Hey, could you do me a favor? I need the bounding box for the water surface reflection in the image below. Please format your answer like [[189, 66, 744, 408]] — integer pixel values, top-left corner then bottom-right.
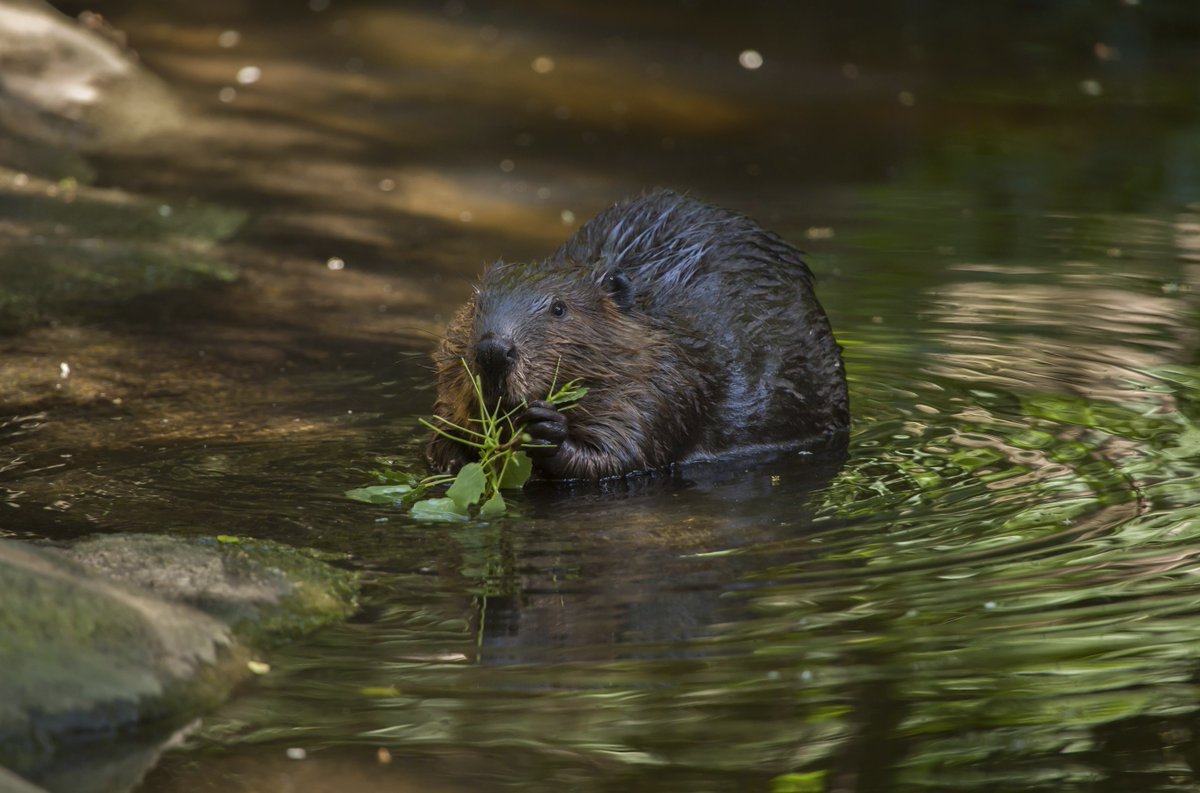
[[6, 1, 1200, 792]]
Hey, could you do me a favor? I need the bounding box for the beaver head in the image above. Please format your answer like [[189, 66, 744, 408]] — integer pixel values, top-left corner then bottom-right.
[[447, 260, 641, 412]]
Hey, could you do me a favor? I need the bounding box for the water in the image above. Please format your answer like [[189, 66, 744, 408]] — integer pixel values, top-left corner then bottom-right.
[[6, 1, 1200, 791]]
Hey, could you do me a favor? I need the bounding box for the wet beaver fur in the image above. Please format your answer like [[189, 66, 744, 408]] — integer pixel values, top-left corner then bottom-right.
[[427, 190, 849, 480]]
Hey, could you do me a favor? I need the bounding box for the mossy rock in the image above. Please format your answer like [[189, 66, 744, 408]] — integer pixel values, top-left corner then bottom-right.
[[0, 168, 244, 334], [0, 534, 358, 781], [63, 534, 360, 648]]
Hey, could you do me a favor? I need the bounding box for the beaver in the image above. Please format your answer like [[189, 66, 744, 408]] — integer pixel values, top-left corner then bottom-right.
[[427, 190, 849, 480]]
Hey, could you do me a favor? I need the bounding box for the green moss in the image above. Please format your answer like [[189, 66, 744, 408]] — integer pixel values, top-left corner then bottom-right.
[[0, 169, 245, 332], [66, 534, 360, 650], [0, 535, 359, 772]]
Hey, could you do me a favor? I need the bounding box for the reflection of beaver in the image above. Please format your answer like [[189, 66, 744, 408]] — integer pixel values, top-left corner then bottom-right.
[[427, 191, 849, 480]]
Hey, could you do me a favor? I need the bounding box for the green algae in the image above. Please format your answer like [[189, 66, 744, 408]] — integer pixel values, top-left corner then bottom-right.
[[0, 169, 244, 333]]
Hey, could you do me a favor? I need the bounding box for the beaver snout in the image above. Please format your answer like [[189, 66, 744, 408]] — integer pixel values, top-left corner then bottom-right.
[[475, 335, 517, 393]]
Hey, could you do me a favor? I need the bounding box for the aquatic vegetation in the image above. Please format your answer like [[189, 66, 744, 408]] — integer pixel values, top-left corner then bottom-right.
[[346, 359, 586, 519]]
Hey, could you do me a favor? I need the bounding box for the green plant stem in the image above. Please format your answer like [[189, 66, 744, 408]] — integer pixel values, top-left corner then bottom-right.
[[426, 414, 488, 439], [420, 419, 487, 449], [408, 357, 588, 516]]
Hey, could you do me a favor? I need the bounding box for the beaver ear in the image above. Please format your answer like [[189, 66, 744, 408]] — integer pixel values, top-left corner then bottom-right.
[[601, 269, 636, 311]]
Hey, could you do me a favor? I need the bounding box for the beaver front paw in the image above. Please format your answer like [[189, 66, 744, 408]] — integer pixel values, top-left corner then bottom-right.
[[518, 400, 568, 458]]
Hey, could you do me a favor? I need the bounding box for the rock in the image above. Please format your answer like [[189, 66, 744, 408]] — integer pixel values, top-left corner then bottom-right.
[[64, 534, 361, 648], [0, 766, 49, 793], [0, 540, 241, 780], [0, 0, 182, 151], [0, 535, 358, 790], [0, 164, 244, 333]]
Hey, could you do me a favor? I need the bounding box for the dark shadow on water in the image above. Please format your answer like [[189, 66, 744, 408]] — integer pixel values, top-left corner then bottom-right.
[[467, 441, 849, 665]]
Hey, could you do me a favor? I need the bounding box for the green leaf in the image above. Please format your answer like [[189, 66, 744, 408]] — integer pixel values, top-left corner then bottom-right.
[[479, 489, 506, 518], [446, 462, 486, 509], [215, 535, 241, 544], [369, 466, 419, 485], [498, 451, 533, 489], [359, 686, 401, 698], [409, 497, 470, 522], [546, 378, 588, 408], [771, 771, 826, 793], [345, 484, 413, 504], [556, 384, 588, 405]]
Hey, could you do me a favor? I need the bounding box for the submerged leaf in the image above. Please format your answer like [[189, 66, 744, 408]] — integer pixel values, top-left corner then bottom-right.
[[771, 771, 827, 793], [345, 484, 414, 504], [369, 466, 419, 485], [446, 463, 486, 509], [409, 497, 470, 522], [359, 686, 401, 698]]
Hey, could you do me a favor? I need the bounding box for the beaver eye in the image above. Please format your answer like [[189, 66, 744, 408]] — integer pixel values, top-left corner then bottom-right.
[[550, 300, 567, 317]]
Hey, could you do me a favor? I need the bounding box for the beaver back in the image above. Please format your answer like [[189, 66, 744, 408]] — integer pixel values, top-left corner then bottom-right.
[[550, 191, 849, 459]]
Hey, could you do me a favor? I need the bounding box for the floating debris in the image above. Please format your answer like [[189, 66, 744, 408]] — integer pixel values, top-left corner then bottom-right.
[[738, 49, 763, 70]]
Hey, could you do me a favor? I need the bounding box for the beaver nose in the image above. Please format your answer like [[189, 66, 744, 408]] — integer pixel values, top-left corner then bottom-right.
[[475, 336, 517, 379]]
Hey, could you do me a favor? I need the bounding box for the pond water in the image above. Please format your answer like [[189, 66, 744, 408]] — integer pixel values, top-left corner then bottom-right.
[[7, 1, 1200, 791]]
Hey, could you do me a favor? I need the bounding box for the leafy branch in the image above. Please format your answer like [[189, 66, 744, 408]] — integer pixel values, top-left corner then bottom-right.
[[346, 358, 586, 520]]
